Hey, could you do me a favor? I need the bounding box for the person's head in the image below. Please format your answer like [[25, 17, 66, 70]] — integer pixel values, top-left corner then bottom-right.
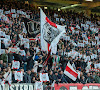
[[97, 72, 99, 76], [12, 71, 15, 74], [87, 73, 90, 77], [49, 71, 53, 75], [0, 60, 3, 64], [60, 71, 63, 74], [82, 76, 85, 80], [27, 51, 30, 56], [8, 63, 11, 67], [5, 49, 8, 54], [3, 67, 6, 72], [3, 63, 6, 67], [18, 51, 21, 55], [27, 70, 31, 75], [55, 72, 58, 76], [31, 68, 34, 73], [32, 77, 35, 81], [1, 40, 4, 43], [20, 69, 24, 73], [0, 67, 1, 71], [0, 74, 2, 78], [92, 72, 95, 75]]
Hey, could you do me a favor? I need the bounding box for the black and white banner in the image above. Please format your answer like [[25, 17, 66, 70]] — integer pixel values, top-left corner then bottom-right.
[[22, 17, 40, 38]]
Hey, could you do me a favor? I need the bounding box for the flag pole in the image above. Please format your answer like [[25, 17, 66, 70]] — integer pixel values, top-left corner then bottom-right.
[[41, 50, 51, 72]]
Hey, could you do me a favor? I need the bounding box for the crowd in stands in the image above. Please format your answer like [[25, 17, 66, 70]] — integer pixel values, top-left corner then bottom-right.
[[0, 0, 100, 86]]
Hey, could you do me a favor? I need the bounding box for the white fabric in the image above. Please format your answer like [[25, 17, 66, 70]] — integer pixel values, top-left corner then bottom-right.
[[12, 60, 20, 69], [0, 49, 5, 55], [0, 31, 5, 37], [20, 50, 26, 56], [33, 61, 38, 73], [0, 9, 3, 14], [14, 71, 23, 81], [64, 62, 78, 81], [40, 73, 49, 82], [40, 8, 65, 54], [11, 9, 16, 13], [12, 14, 16, 18], [34, 81, 43, 90], [8, 47, 20, 54], [64, 69, 77, 81], [3, 71, 12, 85]]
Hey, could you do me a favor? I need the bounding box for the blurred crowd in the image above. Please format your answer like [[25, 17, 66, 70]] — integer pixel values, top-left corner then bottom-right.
[[0, 0, 100, 85]]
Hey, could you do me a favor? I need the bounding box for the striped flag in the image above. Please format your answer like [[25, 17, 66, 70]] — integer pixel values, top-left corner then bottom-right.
[[64, 62, 78, 81]]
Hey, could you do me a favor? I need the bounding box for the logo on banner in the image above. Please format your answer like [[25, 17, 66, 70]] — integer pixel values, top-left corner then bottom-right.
[[27, 21, 40, 35], [42, 22, 60, 44]]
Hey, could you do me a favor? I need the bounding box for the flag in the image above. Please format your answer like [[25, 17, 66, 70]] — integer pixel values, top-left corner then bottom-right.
[[64, 62, 78, 81], [22, 17, 40, 38], [69, 27, 75, 31], [40, 51, 51, 72], [34, 81, 43, 90], [40, 73, 49, 82], [14, 71, 23, 81], [40, 8, 65, 54], [12, 60, 20, 69], [2, 71, 12, 86]]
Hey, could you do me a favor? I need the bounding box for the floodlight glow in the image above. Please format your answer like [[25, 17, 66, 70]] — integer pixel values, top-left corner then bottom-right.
[[58, 8, 61, 11], [38, 7, 40, 9], [61, 4, 81, 9], [44, 7, 47, 9], [85, 0, 93, 1]]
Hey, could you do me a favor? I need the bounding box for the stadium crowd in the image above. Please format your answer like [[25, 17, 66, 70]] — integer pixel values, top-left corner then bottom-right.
[[0, 0, 100, 86]]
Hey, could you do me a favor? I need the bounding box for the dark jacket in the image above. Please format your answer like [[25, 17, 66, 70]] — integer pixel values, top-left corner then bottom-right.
[[24, 73, 32, 83], [1, 42, 5, 49], [8, 53, 13, 63], [0, 54, 8, 63]]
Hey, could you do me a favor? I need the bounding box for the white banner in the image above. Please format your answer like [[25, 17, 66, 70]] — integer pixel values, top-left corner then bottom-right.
[[14, 71, 23, 81], [12, 60, 20, 69], [8, 47, 20, 54], [40, 73, 49, 82], [34, 81, 43, 90], [11, 9, 16, 13], [0, 49, 5, 55]]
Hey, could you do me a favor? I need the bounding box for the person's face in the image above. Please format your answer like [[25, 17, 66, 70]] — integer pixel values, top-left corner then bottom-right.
[[0, 75, 2, 78], [0, 60, 3, 64], [19, 52, 21, 55], [93, 72, 95, 75], [21, 69, 24, 73], [0, 67, 1, 71], [97, 73, 99, 76], [5, 50, 8, 54], [87, 73, 90, 77], [61, 71, 63, 74], [27, 70, 31, 74], [31, 69, 34, 73], [27, 52, 30, 56], [55, 73, 58, 76], [32, 77, 35, 81], [50, 71, 52, 75]]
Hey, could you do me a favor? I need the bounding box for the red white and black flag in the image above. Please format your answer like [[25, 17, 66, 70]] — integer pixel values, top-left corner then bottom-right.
[[40, 9, 66, 54], [64, 62, 78, 81]]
